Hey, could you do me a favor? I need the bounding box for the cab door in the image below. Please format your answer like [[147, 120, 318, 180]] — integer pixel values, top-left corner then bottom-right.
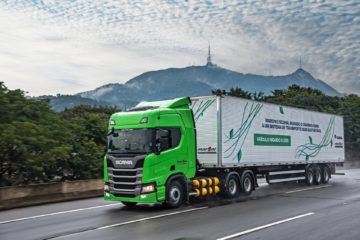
[[153, 128, 188, 179]]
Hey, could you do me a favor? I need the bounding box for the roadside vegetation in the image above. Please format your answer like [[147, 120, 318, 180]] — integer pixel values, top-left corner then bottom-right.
[[0, 82, 117, 186], [0, 82, 358, 186]]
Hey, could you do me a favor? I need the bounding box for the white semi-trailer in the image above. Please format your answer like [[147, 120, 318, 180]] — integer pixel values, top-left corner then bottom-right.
[[105, 95, 345, 207], [191, 95, 344, 187]]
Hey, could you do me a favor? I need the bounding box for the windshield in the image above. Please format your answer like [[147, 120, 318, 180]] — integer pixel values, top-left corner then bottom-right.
[[107, 128, 153, 154]]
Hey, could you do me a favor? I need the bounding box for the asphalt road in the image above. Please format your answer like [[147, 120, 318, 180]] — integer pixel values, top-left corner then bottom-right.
[[1, 168, 360, 240]]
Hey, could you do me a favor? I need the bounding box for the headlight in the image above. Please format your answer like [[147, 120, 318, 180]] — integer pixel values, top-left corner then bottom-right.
[[109, 119, 116, 126], [141, 183, 156, 194]]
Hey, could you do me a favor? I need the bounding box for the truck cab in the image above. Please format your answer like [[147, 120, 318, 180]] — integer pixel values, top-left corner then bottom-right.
[[104, 97, 196, 207]]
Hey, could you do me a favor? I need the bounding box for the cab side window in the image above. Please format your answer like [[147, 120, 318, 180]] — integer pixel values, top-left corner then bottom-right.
[[155, 128, 181, 152]]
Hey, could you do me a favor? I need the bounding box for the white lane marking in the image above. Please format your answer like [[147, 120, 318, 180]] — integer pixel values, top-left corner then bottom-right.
[[285, 185, 332, 194], [51, 207, 209, 239], [97, 207, 208, 230], [0, 203, 123, 224], [216, 212, 315, 240], [258, 183, 268, 187]]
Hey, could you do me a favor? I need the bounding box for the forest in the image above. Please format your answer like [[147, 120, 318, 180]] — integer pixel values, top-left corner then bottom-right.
[[1, 82, 359, 186]]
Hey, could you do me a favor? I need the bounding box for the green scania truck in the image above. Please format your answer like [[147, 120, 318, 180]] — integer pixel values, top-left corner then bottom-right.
[[104, 95, 345, 207]]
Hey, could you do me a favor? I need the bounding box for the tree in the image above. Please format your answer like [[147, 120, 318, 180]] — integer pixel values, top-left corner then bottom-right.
[[0, 83, 118, 186], [212, 87, 253, 99]]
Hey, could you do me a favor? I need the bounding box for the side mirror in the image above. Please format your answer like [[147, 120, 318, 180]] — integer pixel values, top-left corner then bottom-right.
[[107, 128, 118, 137]]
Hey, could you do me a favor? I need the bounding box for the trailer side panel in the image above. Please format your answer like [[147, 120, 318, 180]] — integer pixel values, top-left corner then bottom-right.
[[220, 96, 345, 167]]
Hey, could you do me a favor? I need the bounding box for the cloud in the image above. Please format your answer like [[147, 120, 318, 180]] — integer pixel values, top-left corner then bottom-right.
[[0, 0, 359, 95]]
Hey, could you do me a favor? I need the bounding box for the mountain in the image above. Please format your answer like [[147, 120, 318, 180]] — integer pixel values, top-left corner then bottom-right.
[[75, 64, 340, 109], [40, 58, 341, 111], [37, 94, 112, 112]]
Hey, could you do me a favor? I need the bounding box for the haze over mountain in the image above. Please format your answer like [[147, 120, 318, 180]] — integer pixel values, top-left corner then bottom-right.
[[43, 50, 341, 111]]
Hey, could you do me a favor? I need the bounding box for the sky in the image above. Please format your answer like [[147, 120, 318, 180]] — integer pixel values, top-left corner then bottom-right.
[[0, 0, 359, 96]]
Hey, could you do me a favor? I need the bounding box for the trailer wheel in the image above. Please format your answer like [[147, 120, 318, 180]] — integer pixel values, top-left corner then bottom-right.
[[165, 180, 183, 208], [305, 167, 315, 186], [121, 201, 137, 207], [241, 173, 254, 195], [225, 175, 240, 198], [313, 165, 322, 185], [321, 165, 331, 184]]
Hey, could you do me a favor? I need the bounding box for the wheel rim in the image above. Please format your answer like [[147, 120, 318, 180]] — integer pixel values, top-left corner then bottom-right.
[[170, 186, 180, 203], [244, 177, 252, 193], [324, 169, 329, 182], [316, 170, 321, 182], [308, 171, 313, 183], [228, 179, 237, 195]]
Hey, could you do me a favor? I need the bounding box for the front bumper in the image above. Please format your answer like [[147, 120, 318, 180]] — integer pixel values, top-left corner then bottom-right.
[[104, 191, 158, 203]]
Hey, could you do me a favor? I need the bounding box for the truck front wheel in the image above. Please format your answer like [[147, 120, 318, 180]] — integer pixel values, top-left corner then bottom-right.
[[165, 180, 183, 208]]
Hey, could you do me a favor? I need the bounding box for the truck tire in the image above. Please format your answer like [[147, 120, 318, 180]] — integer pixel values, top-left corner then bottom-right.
[[240, 173, 254, 195], [313, 165, 322, 185], [321, 165, 331, 184], [165, 180, 183, 208], [121, 201, 137, 207], [305, 167, 315, 186], [225, 175, 240, 198]]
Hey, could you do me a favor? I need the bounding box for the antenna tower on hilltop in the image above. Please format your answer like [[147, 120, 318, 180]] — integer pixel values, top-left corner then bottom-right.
[[206, 44, 212, 66]]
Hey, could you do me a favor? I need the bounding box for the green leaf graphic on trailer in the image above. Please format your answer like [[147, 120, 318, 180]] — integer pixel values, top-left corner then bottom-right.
[[295, 116, 335, 160], [229, 129, 234, 138], [237, 149, 242, 161], [191, 99, 215, 122], [279, 106, 284, 114], [224, 102, 263, 162]]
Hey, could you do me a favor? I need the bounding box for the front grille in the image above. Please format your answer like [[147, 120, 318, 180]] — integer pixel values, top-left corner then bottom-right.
[[108, 167, 143, 197], [114, 184, 136, 190], [112, 176, 136, 183], [106, 154, 146, 198], [111, 169, 138, 176]]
